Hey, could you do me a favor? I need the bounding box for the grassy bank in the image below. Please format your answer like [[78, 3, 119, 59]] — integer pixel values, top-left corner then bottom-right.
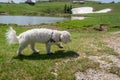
[[0, 25, 118, 80], [53, 2, 120, 30], [0, 2, 120, 30], [0, 2, 119, 16], [0, 2, 71, 16]]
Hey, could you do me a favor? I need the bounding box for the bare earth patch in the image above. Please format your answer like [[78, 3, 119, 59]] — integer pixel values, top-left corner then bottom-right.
[[50, 54, 80, 79], [75, 69, 120, 80], [104, 32, 120, 55], [89, 55, 120, 68], [75, 32, 120, 80]]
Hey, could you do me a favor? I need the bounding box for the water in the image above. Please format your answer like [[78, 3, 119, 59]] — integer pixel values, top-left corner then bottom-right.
[[0, 15, 69, 25]]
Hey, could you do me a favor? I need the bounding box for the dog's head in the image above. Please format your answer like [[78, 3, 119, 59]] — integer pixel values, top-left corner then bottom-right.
[[60, 31, 71, 43]]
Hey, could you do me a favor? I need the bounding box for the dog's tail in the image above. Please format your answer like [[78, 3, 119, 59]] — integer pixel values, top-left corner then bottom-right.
[[6, 27, 19, 44]]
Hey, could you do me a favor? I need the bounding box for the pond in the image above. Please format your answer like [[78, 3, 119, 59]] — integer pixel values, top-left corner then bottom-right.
[[0, 15, 70, 25]]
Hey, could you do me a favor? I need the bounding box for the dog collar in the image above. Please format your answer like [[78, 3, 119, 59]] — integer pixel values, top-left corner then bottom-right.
[[48, 32, 61, 43], [48, 32, 55, 43]]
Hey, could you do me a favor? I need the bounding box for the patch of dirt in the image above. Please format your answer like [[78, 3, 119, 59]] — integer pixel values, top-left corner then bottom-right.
[[50, 54, 80, 78], [88, 54, 120, 69], [103, 32, 120, 55], [75, 32, 120, 80], [88, 55, 112, 69], [75, 69, 120, 80]]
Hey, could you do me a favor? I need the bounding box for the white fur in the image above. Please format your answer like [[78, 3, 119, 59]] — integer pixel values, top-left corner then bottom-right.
[[6, 27, 71, 55]]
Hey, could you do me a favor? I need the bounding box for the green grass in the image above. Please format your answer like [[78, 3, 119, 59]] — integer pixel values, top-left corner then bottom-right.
[[0, 2, 120, 79], [53, 2, 120, 30], [100, 57, 113, 63], [57, 57, 100, 79], [107, 67, 120, 77], [0, 2, 120, 30], [0, 2, 72, 16], [0, 25, 118, 80]]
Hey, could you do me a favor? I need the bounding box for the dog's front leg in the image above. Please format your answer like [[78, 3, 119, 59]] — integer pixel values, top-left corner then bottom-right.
[[56, 42, 64, 48], [46, 43, 52, 54]]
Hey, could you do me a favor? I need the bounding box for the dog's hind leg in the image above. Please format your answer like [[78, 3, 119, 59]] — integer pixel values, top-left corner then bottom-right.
[[46, 43, 52, 54], [17, 43, 28, 56], [30, 43, 39, 53]]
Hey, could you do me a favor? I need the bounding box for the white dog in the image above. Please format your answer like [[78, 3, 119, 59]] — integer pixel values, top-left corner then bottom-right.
[[6, 27, 71, 56]]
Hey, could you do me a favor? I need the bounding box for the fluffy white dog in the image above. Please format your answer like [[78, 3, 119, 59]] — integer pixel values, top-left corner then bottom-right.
[[6, 27, 71, 56]]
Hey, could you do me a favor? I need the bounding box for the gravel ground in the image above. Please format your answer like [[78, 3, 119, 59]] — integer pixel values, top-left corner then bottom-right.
[[104, 32, 120, 55], [75, 32, 120, 80], [75, 69, 120, 80]]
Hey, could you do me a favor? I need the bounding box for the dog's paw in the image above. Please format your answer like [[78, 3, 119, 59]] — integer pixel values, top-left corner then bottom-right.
[[34, 50, 39, 53], [47, 52, 54, 55], [17, 54, 24, 57], [59, 46, 64, 48], [33, 52, 39, 54], [57, 45, 64, 48]]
